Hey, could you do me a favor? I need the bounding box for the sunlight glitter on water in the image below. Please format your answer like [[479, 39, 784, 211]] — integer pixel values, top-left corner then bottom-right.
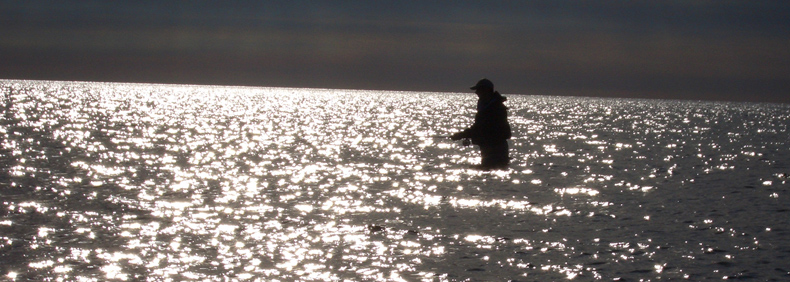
[[2, 80, 790, 281]]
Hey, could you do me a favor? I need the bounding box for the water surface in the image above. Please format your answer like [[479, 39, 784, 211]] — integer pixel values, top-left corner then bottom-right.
[[1, 80, 789, 281]]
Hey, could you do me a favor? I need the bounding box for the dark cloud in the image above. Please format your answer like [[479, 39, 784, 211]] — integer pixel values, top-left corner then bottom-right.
[[1, 1, 789, 103]]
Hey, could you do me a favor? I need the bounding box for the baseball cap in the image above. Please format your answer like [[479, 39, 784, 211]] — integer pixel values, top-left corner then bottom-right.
[[470, 78, 494, 90]]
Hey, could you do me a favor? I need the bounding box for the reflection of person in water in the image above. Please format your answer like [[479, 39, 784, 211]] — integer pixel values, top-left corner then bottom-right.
[[451, 78, 512, 170]]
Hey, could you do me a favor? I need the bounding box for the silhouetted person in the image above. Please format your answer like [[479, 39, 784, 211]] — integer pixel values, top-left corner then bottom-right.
[[451, 78, 512, 170]]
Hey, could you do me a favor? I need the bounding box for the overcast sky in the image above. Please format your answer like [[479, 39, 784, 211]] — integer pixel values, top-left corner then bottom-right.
[[2, 1, 789, 103]]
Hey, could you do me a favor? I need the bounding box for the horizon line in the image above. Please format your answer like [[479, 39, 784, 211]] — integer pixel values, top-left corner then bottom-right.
[[2, 78, 787, 105]]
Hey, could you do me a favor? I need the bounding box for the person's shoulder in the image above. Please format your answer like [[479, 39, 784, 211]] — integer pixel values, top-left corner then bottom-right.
[[494, 92, 507, 102], [494, 95, 507, 107]]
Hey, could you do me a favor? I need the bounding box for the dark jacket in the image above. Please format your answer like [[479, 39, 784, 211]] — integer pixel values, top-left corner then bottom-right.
[[456, 91, 511, 146]]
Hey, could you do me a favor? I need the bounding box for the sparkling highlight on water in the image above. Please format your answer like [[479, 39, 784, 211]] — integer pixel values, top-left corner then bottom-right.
[[1, 80, 789, 281]]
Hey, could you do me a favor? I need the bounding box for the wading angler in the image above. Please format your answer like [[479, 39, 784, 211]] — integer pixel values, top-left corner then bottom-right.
[[451, 78, 512, 170]]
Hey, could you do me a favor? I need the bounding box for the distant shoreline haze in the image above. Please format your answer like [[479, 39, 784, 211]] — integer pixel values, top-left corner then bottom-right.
[[1, 78, 787, 105]]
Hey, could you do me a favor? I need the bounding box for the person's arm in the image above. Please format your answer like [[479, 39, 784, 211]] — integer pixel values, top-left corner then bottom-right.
[[451, 127, 476, 140], [453, 105, 508, 142]]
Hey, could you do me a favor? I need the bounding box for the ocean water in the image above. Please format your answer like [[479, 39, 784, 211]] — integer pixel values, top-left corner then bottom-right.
[[1, 80, 789, 281]]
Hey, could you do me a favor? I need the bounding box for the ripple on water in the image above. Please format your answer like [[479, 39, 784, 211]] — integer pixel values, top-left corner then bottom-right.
[[1, 80, 790, 281]]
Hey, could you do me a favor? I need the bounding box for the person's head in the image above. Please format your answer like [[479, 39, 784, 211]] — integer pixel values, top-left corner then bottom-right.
[[470, 78, 494, 97]]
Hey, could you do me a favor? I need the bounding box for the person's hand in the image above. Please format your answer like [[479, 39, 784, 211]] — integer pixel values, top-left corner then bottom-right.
[[462, 138, 471, 146]]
